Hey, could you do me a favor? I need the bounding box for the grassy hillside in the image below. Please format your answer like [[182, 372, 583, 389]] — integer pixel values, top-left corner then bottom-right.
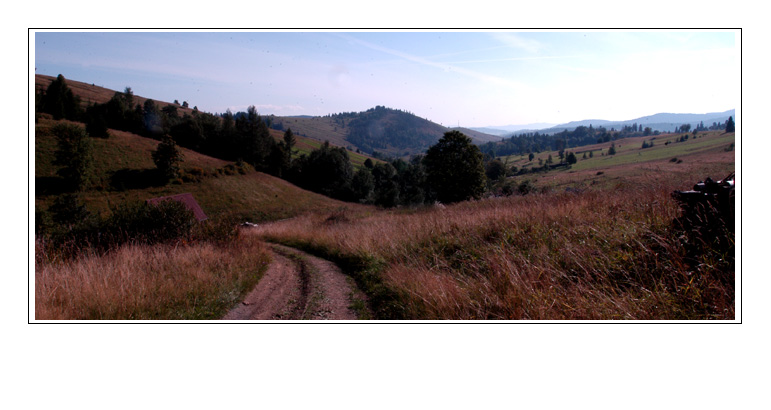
[[254, 127, 735, 320], [499, 129, 735, 191], [256, 167, 735, 320], [35, 74, 197, 115], [35, 116, 365, 222], [271, 116, 351, 149], [37, 74, 383, 171], [268, 128, 382, 170]]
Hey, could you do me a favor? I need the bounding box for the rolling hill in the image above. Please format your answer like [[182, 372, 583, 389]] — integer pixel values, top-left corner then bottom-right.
[[272, 107, 499, 157], [35, 74, 500, 158], [35, 74, 381, 169], [34, 115, 363, 223]]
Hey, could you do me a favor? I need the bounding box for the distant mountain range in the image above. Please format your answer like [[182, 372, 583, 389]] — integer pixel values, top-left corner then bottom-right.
[[473, 110, 736, 137], [470, 123, 558, 136]]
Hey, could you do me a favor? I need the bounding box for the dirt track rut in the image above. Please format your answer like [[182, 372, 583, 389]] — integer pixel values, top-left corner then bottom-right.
[[222, 244, 362, 320]]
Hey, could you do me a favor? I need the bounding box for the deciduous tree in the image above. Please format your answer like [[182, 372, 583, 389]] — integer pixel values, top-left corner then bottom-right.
[[423, 131, 487, 203]]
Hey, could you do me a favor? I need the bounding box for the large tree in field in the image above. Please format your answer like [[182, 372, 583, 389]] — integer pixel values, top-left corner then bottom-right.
[[423, 131, 487, 204]]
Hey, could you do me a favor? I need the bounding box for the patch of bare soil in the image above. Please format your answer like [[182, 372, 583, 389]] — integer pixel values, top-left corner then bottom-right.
[[222, 244, 364, 320]]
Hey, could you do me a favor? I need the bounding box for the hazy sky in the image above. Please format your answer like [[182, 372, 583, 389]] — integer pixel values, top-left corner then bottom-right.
[[33, 30, 738, 127]]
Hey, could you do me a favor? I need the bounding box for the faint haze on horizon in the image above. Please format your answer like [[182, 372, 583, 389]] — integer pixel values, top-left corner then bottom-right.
[[33, 30, 739, 128]]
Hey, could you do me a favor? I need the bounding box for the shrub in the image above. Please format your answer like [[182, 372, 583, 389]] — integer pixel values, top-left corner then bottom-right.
[[104, 199, 196, 246], [518, 180, 536, 195]]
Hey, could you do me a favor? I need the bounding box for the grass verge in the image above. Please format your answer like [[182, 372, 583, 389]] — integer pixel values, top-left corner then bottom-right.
[[35, 235, 271, 320]]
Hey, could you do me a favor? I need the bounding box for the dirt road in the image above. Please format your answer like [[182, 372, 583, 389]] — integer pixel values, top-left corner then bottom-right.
[[222, 244, 364, 320]]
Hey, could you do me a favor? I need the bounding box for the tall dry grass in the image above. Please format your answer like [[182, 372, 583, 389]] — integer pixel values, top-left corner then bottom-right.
[[35, 235, 270, 320], [254, 180, 734, 320]]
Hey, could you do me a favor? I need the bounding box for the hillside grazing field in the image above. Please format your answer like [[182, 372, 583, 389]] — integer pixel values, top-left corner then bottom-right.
[[500, 130, 735, 191], [35, 116, 365, 222], [268, 128, 382, 170], [35, 116, 368, 320], [35, 74, 197, 115], [36, 74, 382, 172], [34, 74, 735, 320], [272, 116, 351, 149]]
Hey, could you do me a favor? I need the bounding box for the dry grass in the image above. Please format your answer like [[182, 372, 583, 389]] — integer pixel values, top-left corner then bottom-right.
[[254, 178, 735, 320], [35, 235, 271, 320]]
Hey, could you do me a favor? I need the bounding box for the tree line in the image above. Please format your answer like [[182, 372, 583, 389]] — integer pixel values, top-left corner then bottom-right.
[[37, 75, 491, 208], [284, 131, 486, 206]]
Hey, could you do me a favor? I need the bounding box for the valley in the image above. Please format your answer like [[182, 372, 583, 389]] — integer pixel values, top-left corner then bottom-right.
[[33, 74, 736, 321]]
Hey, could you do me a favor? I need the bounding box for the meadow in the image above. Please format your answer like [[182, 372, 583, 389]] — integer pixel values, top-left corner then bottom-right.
[[35, 234, 271, 320], [254, 178, 734, 320], [33, 85, 735, 320], [254, 131, 736, 320]]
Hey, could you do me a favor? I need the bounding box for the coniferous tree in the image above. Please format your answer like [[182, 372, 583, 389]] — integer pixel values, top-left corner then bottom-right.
[[371, 162, 399, 207], [53, 123, 94, 191], [725, 116, 735, 133], [152, 135, 183, 182], [351, 167, 375, 203], [283, 128, 296, 167], [42, 74, 80, 120]]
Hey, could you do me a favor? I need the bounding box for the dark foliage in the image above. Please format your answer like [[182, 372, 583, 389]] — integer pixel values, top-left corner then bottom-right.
[[345, 106, 441, 153], [53, 123, 94, 191], [290, 141, 354, 200], [479, 123, 649, 159], [40, 74, 81, 120], [152, 135, 184, 182], [725, 116, 735, 133], [423, 131, 487, 204]]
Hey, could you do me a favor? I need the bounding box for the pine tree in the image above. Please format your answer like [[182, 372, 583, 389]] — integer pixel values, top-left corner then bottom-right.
[[152, 135, 183, 182], [53, 123, 94, 191], [725, 116, 735, 133], [42, 74, 80, 120]]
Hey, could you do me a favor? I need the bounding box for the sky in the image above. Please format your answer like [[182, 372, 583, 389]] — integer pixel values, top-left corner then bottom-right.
[[34, 30, 738, 128]]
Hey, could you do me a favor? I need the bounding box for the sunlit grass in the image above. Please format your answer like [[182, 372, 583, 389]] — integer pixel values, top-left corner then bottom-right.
[[35, 235, 271, 320], [254, 179, 735, 320]]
